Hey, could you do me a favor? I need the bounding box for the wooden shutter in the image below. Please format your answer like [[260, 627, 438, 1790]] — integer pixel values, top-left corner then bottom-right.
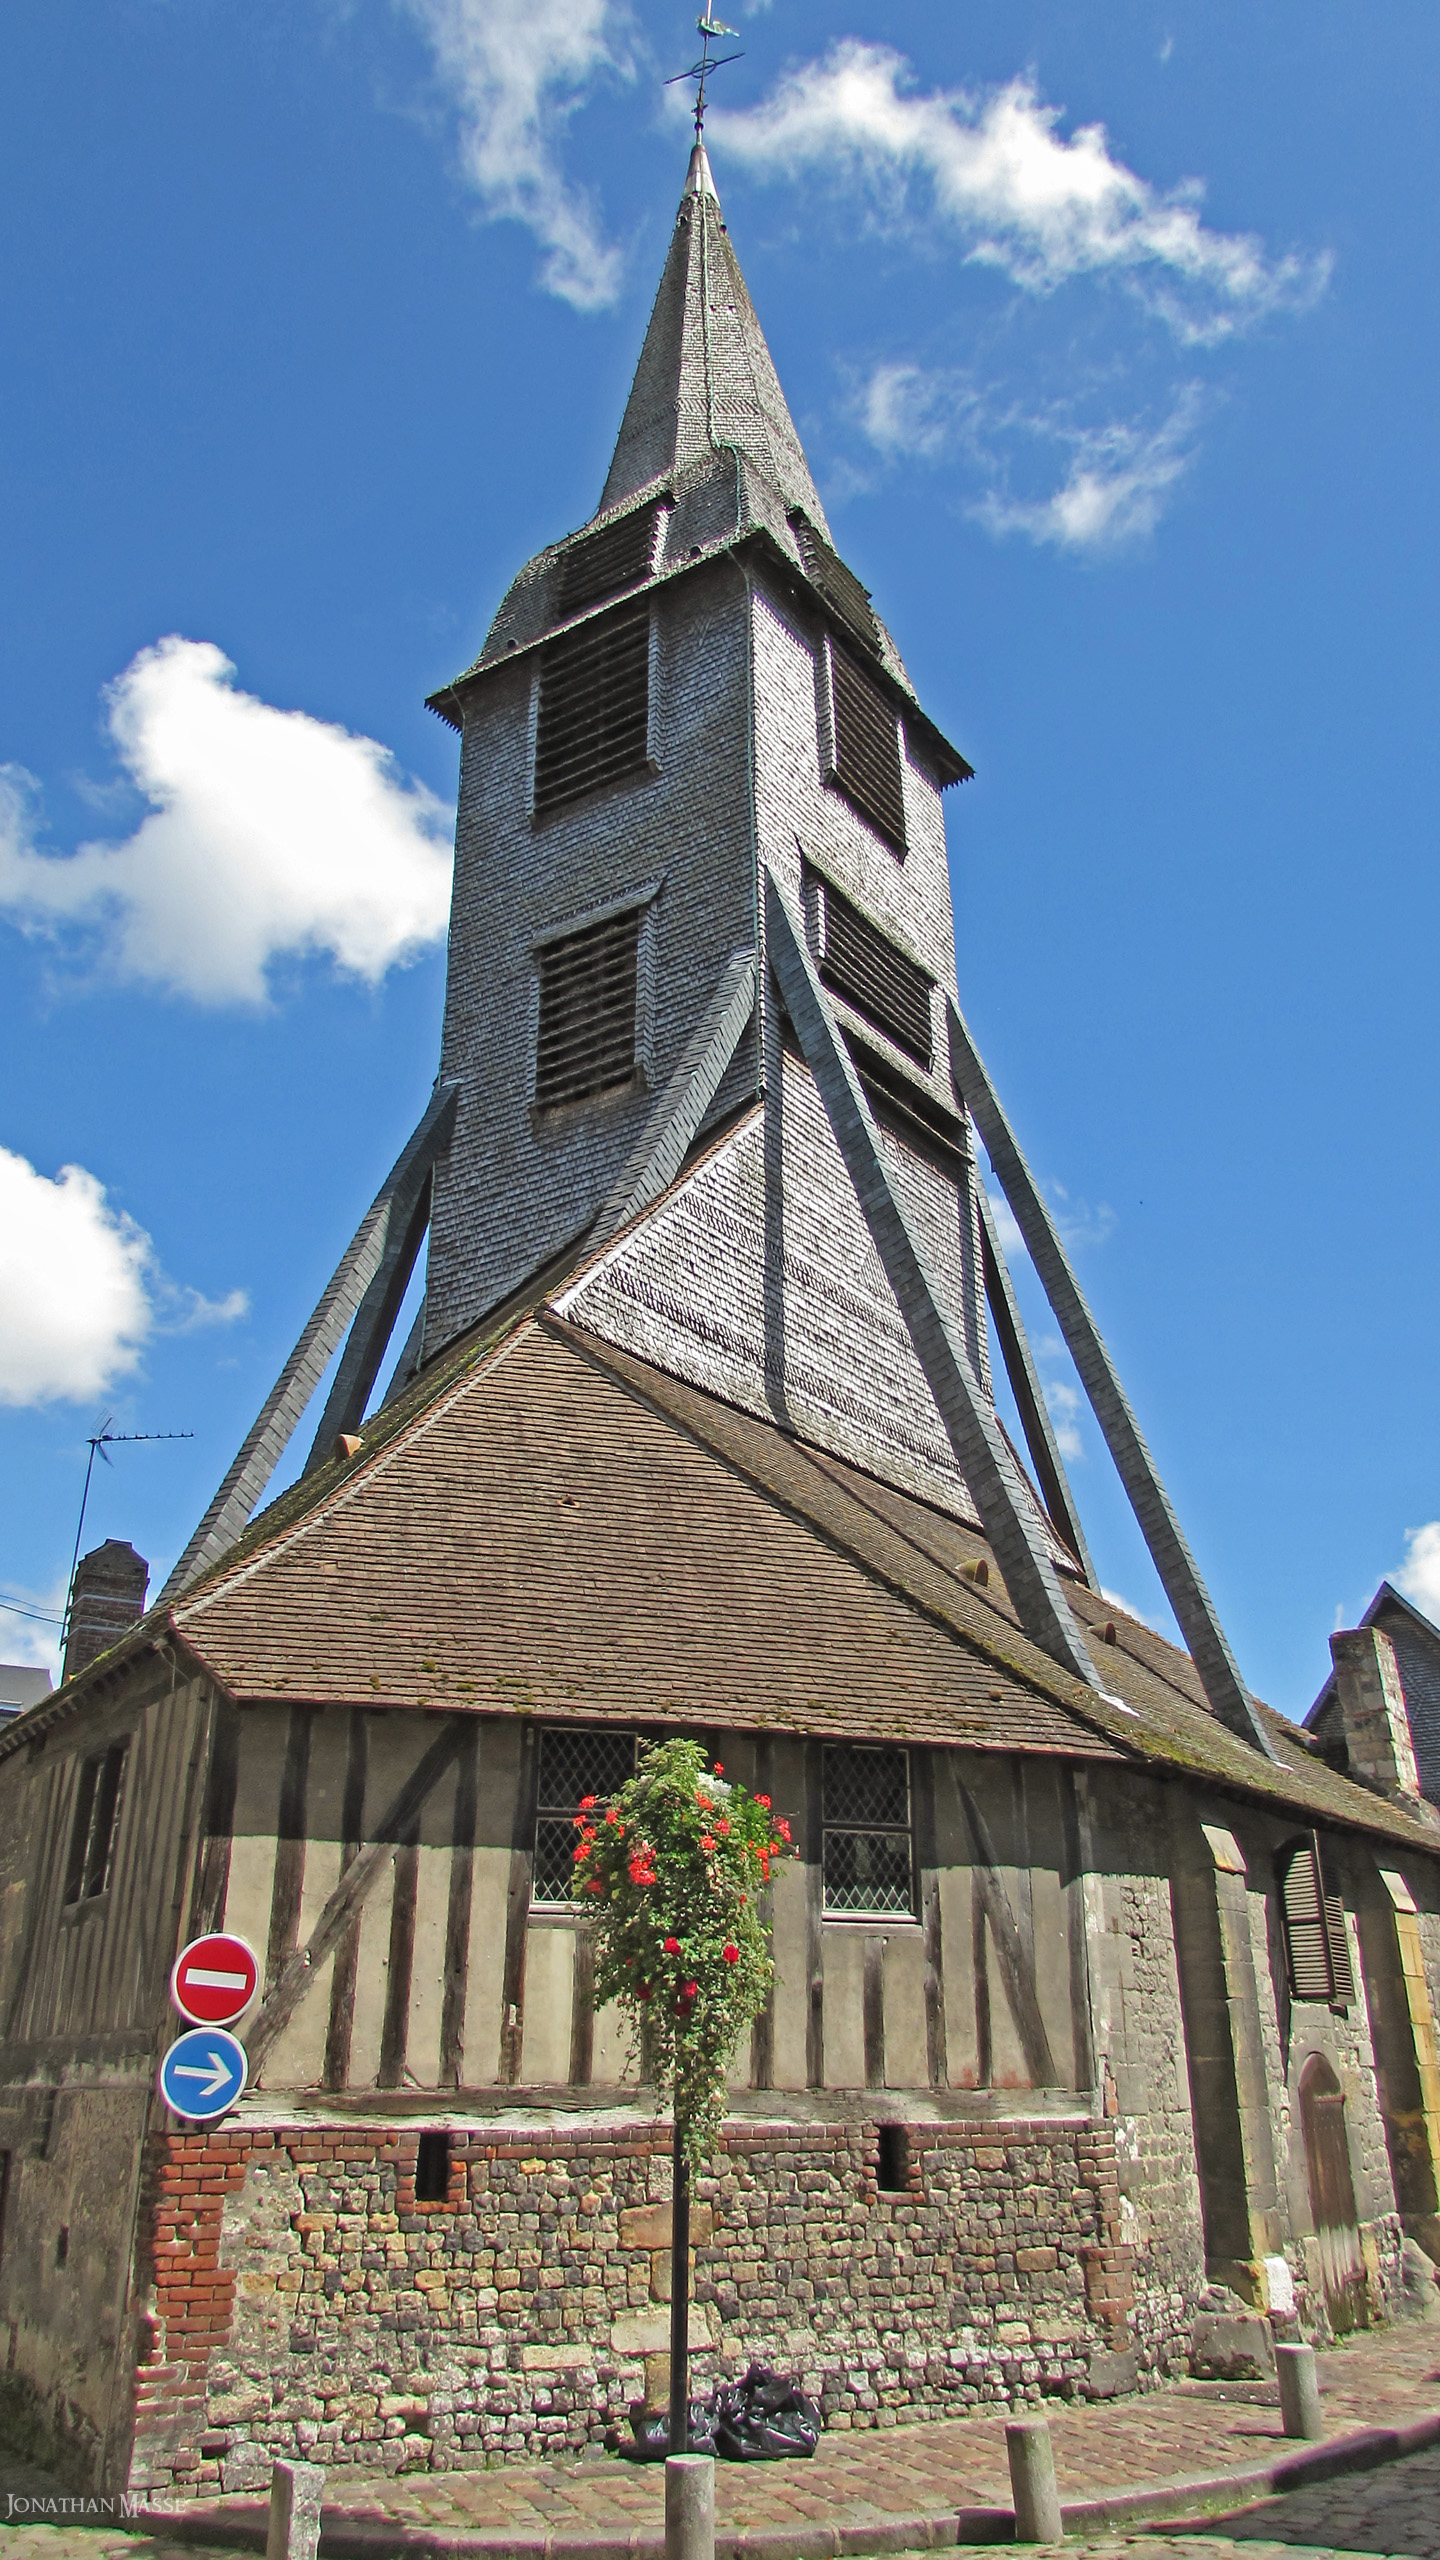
[[818, 881, 933, 1066], [1280, 1834, 1352, 2002], [830, 643, 907, 851], [535, 909, 641, 1108], [534, 600, 650, 814]]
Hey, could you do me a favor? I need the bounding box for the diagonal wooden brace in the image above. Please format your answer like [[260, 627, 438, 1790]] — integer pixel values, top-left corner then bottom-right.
[[159, 1083, 458, 1603], [765, 867, 1102, 1693], [976, 1183, 1098, 1590], [946, 995, 1275, 1760], [592, 947, 758, 1245], [247, 1715, 466, 2071]]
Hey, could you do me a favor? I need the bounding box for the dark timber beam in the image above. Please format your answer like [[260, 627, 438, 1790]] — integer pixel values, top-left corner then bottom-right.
[[765, 868, 1102, 1693], [158, 1083, 458, 1603], [247, 1715, 466, 2071], [592, 947, 758, 1245], [303, 1172, 434, 1473], [946, 996, 1275, 1760], [977, 1184, 1098, 1590]]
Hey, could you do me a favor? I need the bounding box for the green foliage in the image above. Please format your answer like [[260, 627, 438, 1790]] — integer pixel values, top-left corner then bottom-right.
[[576, 1737, 795, 2171]]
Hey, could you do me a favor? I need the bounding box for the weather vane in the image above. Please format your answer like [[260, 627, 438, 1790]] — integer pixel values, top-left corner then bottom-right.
[[666, 12, 743, 143]]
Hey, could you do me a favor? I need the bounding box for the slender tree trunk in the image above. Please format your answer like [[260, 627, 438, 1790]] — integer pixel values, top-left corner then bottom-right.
[[668, 2119, 690, 2453]]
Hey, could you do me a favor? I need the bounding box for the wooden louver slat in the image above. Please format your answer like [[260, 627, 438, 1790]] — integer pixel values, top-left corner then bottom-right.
[[534, 600, 650, 816], [820, 881, 933, 1067], [830, 643, 907, 851], [558, 504, 658, 618], [1280, 1833, 1353, 2004], [535, 908, 642, 1110], [790, 513, 882, 656]]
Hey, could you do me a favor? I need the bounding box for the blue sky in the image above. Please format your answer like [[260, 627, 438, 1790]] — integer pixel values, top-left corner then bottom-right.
[[2, 1, 1437, 1721]]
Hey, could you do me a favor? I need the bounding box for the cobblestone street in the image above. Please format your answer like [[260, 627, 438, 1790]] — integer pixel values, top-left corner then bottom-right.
[[2, 2338, 1439, 2560]]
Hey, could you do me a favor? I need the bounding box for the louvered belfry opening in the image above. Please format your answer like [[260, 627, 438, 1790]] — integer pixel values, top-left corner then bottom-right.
[[533, 599, 650, 814], [557, 502, 658, 619], [818, 878, 934, 1067], [790, 511, 883, 657], [829, 642, 908, 852], [535, 908, 643, 1110], [1279, 1833, 1356, 2004]]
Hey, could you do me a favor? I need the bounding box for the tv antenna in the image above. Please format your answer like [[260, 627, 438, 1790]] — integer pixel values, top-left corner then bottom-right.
[[667, 13, 743, 141], [62, 1419, 194, 1648]]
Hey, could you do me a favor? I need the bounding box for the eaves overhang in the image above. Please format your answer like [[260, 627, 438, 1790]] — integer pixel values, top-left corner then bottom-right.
[[426, 527, 974, 791]]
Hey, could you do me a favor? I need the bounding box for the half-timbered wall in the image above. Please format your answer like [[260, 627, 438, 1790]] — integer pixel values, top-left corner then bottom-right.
[[0, 1657, 218, 2484]]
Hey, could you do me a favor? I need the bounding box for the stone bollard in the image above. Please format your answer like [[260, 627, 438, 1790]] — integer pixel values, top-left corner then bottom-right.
[[266, 2461, 325, 2560], [1275, 2341, 1324, 2441], [1007, 2417, 1063, 2543], [665, 2452, 715, 2560]]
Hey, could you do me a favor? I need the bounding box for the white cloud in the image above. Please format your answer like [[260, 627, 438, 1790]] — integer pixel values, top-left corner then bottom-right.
[[0, 1582, 64, 1680], [1392, 1523, 1440, 1630], [975, 392, 1201, 551], [716, 47, 1327, 340], [399, 0, 634, 310], [1043, 1377, 1084, 1462], [859, 362, 982, 462], [0, 638, 453, 1007], [855, 358, 1205, 552], [0, 1147, 245, 1409]]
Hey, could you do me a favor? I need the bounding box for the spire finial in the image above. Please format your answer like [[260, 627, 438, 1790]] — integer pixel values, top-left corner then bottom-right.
[[666, 13, 742, 146]]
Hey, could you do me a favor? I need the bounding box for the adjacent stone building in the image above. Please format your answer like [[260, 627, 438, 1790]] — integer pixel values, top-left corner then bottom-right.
[[2, 141, 1440, 2499]]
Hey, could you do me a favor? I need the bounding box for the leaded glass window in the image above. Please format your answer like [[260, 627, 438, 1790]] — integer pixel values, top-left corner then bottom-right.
[[532, 1727, 636, 1905], [822, 1744, 915, 1918]]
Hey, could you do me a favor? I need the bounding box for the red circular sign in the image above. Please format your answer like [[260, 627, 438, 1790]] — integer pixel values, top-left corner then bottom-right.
[[170, 1933, 259, 2027]]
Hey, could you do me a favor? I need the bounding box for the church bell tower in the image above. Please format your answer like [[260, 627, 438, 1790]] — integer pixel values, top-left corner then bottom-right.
[[164, 134, 1273, 1764]]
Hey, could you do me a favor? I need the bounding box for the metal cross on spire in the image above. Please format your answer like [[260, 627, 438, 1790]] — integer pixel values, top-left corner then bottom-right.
[[666, 12, 742, 142]]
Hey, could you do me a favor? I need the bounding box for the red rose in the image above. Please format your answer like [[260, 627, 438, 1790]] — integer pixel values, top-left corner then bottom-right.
[[636, 1983, 651, 2001], [684, 1981, 699, 1999], [756, 1795, 771, 1809], [663, 1936, 681, 1955], [716, 1818, 730, 1836], [587, 1877, 604, 1896], [573, 1842, 590, 1861], [713, 1763, 724, 1776], [579, 1795, 598, 1809], [774, 1818, 791, 1843], [699, 1835, 715, 1853], [722, 1943, 739, 1964]]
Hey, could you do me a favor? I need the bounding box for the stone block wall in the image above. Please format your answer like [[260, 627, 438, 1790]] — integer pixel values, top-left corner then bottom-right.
[[125, 2112, 1159, 2493]]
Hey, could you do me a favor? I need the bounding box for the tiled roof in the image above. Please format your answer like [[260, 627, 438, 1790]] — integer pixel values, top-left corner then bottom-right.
[[11, 1286, 1438, 1855], [168, 1315, 1115, 1760]]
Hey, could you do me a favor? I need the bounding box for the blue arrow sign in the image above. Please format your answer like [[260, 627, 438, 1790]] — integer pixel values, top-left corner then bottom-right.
[[158, 2026, 248, 2120]]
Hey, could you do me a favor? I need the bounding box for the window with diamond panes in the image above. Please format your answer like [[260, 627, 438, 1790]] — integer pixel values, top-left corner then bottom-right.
[[822, 1744, 915, 1918], [532, 1728, 637, 1904]]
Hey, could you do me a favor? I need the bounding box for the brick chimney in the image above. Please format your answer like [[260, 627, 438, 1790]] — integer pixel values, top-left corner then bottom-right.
[[1329, 1625, 1423, 1805], [63, 1540, 149, 1685]]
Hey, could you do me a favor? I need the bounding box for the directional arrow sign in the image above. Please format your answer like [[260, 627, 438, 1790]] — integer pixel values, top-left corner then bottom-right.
[[170, 1932, 258, 2027], [158, 2027, 248, 2121]]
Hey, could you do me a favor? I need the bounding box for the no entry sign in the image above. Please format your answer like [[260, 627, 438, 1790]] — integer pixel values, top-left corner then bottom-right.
[[170, 1932, 258, 2027]]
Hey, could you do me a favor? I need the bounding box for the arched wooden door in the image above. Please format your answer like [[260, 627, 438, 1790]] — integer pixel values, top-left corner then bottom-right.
[[1299, 2054, 1368, 2332]]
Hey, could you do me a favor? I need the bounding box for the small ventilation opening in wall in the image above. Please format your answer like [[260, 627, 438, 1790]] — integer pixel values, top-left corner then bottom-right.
[[415, 2131, 452, 2203], [55, 2226, 69, 2268], [876, 2124, 910, 2194]]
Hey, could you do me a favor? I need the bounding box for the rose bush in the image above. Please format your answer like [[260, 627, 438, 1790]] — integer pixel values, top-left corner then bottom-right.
[[574, 1736, 795, 2170]]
